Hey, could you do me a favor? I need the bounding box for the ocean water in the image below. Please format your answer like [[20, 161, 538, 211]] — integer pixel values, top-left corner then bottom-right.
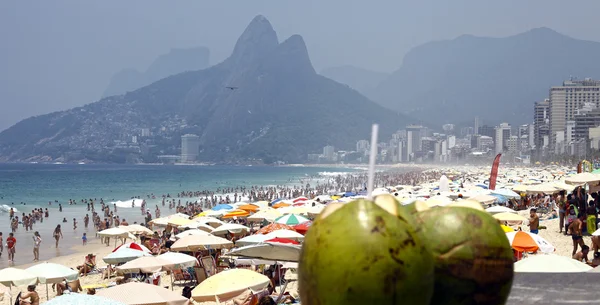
[[0, 163, 358, 267]]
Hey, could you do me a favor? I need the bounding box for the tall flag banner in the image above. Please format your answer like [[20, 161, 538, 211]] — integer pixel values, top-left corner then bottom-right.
[[489, 154, 502, 190]]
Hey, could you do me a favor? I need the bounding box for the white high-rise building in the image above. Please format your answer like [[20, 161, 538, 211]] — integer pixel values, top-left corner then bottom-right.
[[494, 123, 511, 154], [181, 134, 200, 163], [549, 78, 600, 149], [356, 140, 369, 154], [323, 145, 335, 161]]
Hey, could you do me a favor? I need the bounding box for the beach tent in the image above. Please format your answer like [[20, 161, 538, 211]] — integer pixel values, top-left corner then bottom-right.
[[97, 282, 190, 305], [210, 223, 250, 236], [506, 231, 555, 253], [515, 254, 592, 273], [43, 293, 128, 305], [170, 234, 233, 252], [225, 243, 301, 262], [192, 269, 270, 302]]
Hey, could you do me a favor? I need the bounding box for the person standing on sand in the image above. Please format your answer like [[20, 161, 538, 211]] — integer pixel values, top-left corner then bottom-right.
[[84, 214, 89, 228], [53, 225, 63, 248], [73, 218, 77, 230], [528, 208, 539, 234], [0, 232, 3, 258], [7, 232, 16, 263], [569, 214, 586, 256], [32, 231, 41, 261], [558, 191, 566, 233]]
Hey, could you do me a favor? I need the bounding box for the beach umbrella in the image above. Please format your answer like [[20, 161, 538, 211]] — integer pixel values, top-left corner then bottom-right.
[[210, 223, 250, 236], [157, 252, 199, 269], [470, 194, 498, 204], [247, 209, 282, 222], [491, 188, 520, 199], [265, 229, 304, 241], [0, 268, 38, 304], [486, 206, 517, 214], [275, 214, 310, 226], [293, 196, 308, 203], [512, 185, 529, 192], [175, 229, 212, 239], [221, 209, 250, 219], [515, 254, 592, 273], [119, 224, 153, 235], [190, 216, 224, 228], [191, 269, 270, 302], [235, 234, 270, 246], [26, 262, 78, 284], [272, 202, 291, 209], [195, 209, 227, 217], [493, 212, 527, 222], [425, 195, 452, 207], [97, 282, 190, 305], [43, 293, 128, 305], [237, 204, 259, 212], [116, 256, 174, 273], [566, 172, 600, 185], [103, 248, 152, 264], [0, 283, 10, 303], [501, 225, 514, 233], [212, 204, 233, 211], [490, 194, 508, 204], [506, 231, 555, 253], [293, 221, 312, 235], [113, 242, 151, 253], [170, 234, 233, 251], [98, 227, 130, 239], [225, 243, 301, 262], [264, 238, 300, 245], [447, 200, 485, 211], [550, 181, 579, 192], [526, 184, 559, 194], [167, 217, 193, 227]]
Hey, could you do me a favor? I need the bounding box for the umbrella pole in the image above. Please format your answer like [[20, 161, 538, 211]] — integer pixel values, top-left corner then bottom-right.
[[171, 272, 174, 291], [46, 283, 49, 300]]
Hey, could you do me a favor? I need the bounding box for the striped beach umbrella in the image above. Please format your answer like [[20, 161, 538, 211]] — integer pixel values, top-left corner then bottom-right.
[[275, 214, 310, 226]]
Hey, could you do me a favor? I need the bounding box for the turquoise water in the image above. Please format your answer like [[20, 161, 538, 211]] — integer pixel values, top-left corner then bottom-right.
[[0, 163, 358, 267]]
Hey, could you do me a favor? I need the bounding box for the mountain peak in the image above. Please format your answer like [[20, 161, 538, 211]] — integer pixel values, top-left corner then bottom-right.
[[229, 15, 279, 66], [271, 34, 315, 76]]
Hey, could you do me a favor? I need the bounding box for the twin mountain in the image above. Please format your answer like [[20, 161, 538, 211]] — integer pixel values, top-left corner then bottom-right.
[[0, 16, 409, 164]]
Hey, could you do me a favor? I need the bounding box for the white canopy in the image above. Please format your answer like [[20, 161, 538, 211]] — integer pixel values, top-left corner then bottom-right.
[[25, 262, 78, 284]]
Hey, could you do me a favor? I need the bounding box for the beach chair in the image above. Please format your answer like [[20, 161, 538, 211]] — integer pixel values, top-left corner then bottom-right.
[[172, 269, 193, 285], [200, 256, 217, 277], [193, 266, 207, 284]]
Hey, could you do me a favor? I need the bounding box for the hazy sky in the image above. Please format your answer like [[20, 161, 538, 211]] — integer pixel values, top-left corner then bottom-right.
[[2, 0, 600, 131]]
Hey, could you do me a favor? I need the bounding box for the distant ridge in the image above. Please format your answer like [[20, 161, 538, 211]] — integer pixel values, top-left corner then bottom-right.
[[0, 15, 410, 164], [369, 27, 600, 125], [320, 65, 389, 96]]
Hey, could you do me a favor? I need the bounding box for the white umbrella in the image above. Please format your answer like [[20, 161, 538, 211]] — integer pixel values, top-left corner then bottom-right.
[[26, 262, 78, 284], [119, 224, 153, 235], [515, 254, 592, 273], [490, 189, 520, 199], [191, 217, 225, 228], [97, 282, 190, 305], [98, 227, 131, 238], [226, 243, 301, 262], [175, 229, 212, 239], [116, 256, 174, 274], [157, 252, 199, 269], [526, 184, 559, 194], [566, 173, 600, 185], [265, 229, 305, 240], [235, 234, 270, 246], [485, 206, 517, 214], [43, 293, 128, 305], [103, 248, 152, 264], [246, 209, 282, 222], [170, 235, 233, 251], [210, 223, 250, 236], [179, 222, 216, 233], [0, 268, 38, 304]]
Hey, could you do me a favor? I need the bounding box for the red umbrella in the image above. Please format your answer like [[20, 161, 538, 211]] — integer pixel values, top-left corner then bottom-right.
[[293, 221, 312, 235], [265, 238, 300, 245], [112, 242, 150, 253], [293, 197, 308, 203]]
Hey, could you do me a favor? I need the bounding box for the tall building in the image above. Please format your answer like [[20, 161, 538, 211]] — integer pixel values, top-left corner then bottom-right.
[[534, 99, 550, 151], [474, 117, 480, 135], [181, 134, 200, 162], [549, 78, 600, 148], [574, 107, 600, 142], [323, 145, 335, 161], [356, 140, 369, 154], [478, 125, 496, 142], [406, 125, 424, 152], [494, 123, 511, 154]]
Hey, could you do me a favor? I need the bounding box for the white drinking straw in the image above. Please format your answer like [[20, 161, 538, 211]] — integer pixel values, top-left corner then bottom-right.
[[367, 124, 379, 200]]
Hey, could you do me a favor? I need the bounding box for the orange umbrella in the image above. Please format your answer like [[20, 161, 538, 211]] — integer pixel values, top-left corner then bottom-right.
[[272, 202, 291, 209], [238, 204, 259, 212], [505, 231, 555, 253], [222, 210, 250, 219], [256, 223, 295, 235]]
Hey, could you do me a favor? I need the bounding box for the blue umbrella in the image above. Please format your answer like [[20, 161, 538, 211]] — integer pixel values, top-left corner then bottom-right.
[[43, 293, 127, 305], [491, 188, 520, 199], [212, 204, 233, 211], [270, 199, 282, 205], [491, 194, 508, 203], [475, 184, 489, 189], [343, 192, 357, 197]]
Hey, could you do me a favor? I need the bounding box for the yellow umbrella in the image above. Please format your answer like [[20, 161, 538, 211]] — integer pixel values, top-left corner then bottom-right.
[[493, 212, 528, 222], [167, 217, 193, 227], [512, 185, 529, 192], [192, 269, 270, 302], [501, 225, 514, 233], [221, 210, 250, 219]]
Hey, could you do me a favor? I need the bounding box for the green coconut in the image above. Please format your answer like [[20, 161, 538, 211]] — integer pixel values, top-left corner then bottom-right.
[[299, 199, 434, 305], [418, 207, 514, 305]]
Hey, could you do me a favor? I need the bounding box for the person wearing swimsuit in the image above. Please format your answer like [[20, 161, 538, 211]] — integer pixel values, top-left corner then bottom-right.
[[19, 285, 39, 305]]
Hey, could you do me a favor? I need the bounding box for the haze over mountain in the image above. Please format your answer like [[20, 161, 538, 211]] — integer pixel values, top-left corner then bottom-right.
[[0, 16, 410, 164], [370, 28, 600, 126], [102, 47, 210, 98], [320, 66, 389, 97]]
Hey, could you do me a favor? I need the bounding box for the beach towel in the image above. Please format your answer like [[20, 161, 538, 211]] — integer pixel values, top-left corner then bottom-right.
[[587, 215, 597, 234]]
